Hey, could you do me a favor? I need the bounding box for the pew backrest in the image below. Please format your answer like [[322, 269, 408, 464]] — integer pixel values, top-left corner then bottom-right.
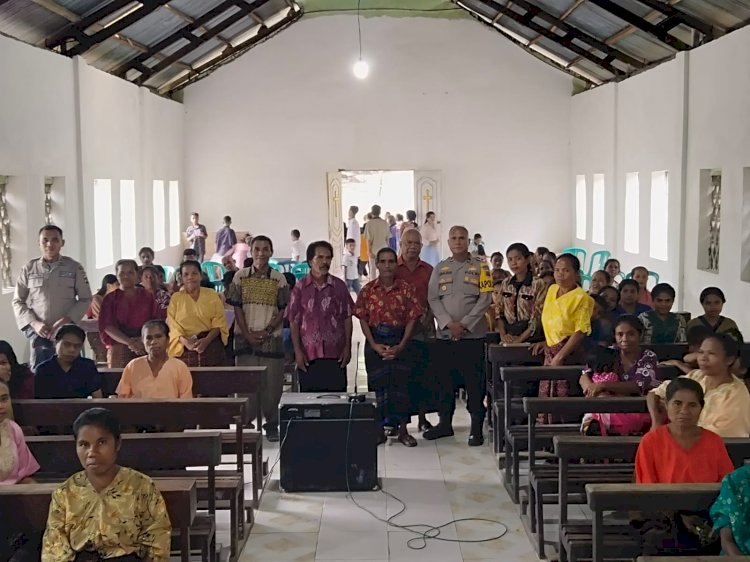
[[586, 482, 720, 512]]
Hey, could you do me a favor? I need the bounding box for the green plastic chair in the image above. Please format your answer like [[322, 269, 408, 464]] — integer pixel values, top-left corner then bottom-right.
[[624, 270, 660, 288], [201, 261, 226, 292], [161, 265, 176, 283], [561, 247, 588, 273], [291, 262, 310, 280], [269, 258, 280, 268], [582, 250, 611, 285]]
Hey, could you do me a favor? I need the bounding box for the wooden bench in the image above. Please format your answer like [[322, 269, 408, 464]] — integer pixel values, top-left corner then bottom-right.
[[12, 398, 262, 520], [522, 396, 648, 555], [26, 432, 242, 562], [553, 436, 750, 562], [499, 366, 584, 502], [585, 483, 721, 562], [0, 479, 198, 562]]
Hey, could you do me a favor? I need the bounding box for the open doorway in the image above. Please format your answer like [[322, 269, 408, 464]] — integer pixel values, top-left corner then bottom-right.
[[341, 170, 415, 234], [326, 170, 441, 276]]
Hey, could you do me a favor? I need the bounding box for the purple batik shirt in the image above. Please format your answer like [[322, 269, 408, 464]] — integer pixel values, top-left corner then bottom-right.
[[285, 274, 354, 361]]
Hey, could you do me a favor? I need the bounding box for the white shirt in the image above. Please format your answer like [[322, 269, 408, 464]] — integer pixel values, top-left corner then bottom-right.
[[342, 252, 359, 280], [291, 239, 305, 262], [347, 218, 360, 254]]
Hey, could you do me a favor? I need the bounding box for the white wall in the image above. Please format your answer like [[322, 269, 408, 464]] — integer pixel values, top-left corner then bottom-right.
[[182, 15, 572, 256], [0, 34, 184, 358], [571, 24, 750, 330]]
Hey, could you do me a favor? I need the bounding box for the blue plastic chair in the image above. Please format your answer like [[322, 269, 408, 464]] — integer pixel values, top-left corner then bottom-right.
[[561, 247, 588, 273], [291, 262, 310, 280]]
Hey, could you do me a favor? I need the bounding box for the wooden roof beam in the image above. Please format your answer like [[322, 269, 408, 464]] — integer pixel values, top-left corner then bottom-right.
[[634, 0, 717, 38], [163, 4, 233, 47], [528, 0, 584, 46]]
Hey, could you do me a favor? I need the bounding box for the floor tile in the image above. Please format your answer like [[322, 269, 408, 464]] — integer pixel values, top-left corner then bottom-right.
[[238, 532, 318, 561], [320, 491, 388, 532], [315, 529, 389, 560], [387, 527, 462, 562]]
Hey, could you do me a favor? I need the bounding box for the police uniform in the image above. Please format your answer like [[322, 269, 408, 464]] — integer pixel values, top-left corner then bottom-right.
[[425, 255, 492, 444], [12, 256, 92, 369]]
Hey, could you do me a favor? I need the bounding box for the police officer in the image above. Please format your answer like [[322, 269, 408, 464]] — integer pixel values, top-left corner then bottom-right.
[[424, 225, 492, 446], [12, 225, 92, 370]]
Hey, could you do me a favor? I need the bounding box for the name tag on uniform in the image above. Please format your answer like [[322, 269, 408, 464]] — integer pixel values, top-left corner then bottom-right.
[[60, 271, 76, 278]]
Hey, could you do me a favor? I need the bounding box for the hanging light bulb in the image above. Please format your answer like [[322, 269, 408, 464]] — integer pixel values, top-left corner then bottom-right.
[[353, 59, 369, 79]]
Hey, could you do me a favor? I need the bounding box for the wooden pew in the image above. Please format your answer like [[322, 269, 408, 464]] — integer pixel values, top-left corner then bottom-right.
[[0, 479, 198, 562], [26, 432, 241, 562], [587, 483, 720, 562], [555, 436, 750, 562], [499, 366, 583, 503], [11, 398, 262, 518], [98, 366, 266, 429]]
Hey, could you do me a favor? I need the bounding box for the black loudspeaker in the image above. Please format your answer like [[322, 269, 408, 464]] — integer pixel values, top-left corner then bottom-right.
[[279, 392, 379, 492]]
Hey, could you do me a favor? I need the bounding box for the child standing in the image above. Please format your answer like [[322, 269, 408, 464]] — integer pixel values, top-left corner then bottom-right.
[[343, 238, 361, 294], [631, 266, 653, 307], [638, 283, 686, 344]]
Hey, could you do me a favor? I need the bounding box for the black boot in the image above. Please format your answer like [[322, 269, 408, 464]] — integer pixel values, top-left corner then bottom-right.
[[423, 414, 454, 440], [468, 415, 485, 446]]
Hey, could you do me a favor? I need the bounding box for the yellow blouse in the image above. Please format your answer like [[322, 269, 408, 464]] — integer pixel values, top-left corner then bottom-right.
[[651, 369, 750, 438], [541, 284, 594, 347], [42, 467, 171, 562], [166, 287, 229, 357]]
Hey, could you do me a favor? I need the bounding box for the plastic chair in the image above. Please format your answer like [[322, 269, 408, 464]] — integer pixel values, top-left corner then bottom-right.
[[291, 262, 310, 280], [582, 250, 611, 285], [269, 258, 280, 268], [161, 265, 176, 283], [561, 247, 588, 273], [201, 261, 226, 292], [624, 270, 660, 288]]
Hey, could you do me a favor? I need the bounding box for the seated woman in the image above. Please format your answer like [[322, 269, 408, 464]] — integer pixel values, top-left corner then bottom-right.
[[647, 333, 750, 437], [604, 258, 621, 287], [588, 270, 611, 295], [354, 248, 421, 447], [0, 379, 41, 562], [166, 260, 229, 367], [35, 325, 102, 399], [139, 265, 170, 320], [117, 320, 193, 399], [580, 316, 658, 435], [86, 274, 118, 364], [660, 325, 712, 375], [710, 464, 750, 555], [638, 283, 687, 344], [99, 259, 160, 368], [0, 341, 34, 399], [615, 279, 652, 316], [42, 408, 171, 562], [636, 378, 734, 555], [686, 287, 741, 336]]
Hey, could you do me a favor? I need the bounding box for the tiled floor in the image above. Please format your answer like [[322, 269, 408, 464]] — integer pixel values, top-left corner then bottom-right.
[[218, 326, 539, 562]]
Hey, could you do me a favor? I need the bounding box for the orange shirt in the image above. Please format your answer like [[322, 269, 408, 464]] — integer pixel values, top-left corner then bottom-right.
[[117, 356, 193, 399], [359, 234, 369, 262], [635, 425, 734, 484]]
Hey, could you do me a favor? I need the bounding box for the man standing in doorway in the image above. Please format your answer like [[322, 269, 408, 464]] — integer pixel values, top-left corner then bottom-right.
[[364, 205, 390, 279], [286, 241, 354, 392], [227, 235, 289, 442], [12, 225, 92, 370], [395, 228, 436, 432], [215, 215, 237, 258], [186, 212, 208, 263], [424, 226, 492, 446]]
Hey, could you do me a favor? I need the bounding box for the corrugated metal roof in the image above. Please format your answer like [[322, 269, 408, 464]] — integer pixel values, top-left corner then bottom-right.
[[0, 0, 747, 95]]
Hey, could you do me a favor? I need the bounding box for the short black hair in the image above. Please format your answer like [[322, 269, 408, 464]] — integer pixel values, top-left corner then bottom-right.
[[183, 248, 197, 257], [604, 258, 620, 269], [115, 259, 138, 272], [406, 210, 416, 221], [39, 224, 63, 237], [251, 235, 274, 253], [618, 279, 640, 293], [180, 259, 202, 276], [704, 332, 740, 360], [506, 243, 531, 258], [556, 253, 581, 272], [665, 377, 704, 408], [291, 229, 300, 239], [536, 246, 549, 256], [138, 246, 155, 257], [631, 266, 649, 276], [55, 324, 85, 343], [592, 270, 612, 284], [651, 282, 676, 300], [371, 205, 381, 216], [142, 319, 169, 338], [490, 252, 504, 261], [699, 286, 726, 304], [306, 241, 333, 263], [73, 408, 121, 440], [223, 216, 231, 223], [376, 247, 397, 261], [345, 238, 356, 244], [614, 314, 644, 334], [474, 233, 482, 240]]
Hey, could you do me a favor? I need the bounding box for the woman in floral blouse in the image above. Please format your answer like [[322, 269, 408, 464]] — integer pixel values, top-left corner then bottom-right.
[[579, 315, 659, 435], [354, 248, 422, 447]]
